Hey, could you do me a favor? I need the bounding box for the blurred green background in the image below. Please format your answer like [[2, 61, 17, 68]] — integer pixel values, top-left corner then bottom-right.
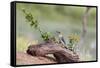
[[16, 3, 97, 61]]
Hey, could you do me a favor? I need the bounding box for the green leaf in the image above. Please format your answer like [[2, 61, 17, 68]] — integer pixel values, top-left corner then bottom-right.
[[25, 13, 33, 22]]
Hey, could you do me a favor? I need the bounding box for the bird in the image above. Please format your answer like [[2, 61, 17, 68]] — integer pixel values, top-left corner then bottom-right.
[[56, 31, 66, 46]]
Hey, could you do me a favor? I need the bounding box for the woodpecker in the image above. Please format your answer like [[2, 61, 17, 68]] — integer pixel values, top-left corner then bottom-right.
[[56, 31, 66, 46]]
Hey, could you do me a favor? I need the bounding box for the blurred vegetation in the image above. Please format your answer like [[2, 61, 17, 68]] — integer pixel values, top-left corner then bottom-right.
[[22, 9, 56, 42], [67, 34, 80, 51], [16, 3, 97, 61], [17, 36, 38, 52]]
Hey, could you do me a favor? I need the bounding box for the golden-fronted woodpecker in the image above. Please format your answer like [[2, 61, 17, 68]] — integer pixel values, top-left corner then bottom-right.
[[56, 31, 66, 46]]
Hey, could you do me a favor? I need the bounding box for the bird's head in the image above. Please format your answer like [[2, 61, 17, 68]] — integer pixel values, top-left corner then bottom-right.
[[56, 31, 61, 34]]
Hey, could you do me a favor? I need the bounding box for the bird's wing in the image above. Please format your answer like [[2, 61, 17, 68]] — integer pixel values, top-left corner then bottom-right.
[[61, 37, 66, 45]]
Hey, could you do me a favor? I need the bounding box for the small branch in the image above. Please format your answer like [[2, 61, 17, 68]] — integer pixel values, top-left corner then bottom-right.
[[82, 7, 91, 38]]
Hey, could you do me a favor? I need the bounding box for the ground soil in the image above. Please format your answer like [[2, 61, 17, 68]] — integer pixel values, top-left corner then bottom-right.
[[16, 52, 57, 65]]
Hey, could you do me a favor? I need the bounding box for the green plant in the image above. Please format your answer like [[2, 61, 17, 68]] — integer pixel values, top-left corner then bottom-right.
[[67, 34, 80, 51], [22, 9, 55, 42]]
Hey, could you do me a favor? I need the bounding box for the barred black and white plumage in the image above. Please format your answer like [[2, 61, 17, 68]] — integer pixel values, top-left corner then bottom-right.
[[56, 31, 66, 46]]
